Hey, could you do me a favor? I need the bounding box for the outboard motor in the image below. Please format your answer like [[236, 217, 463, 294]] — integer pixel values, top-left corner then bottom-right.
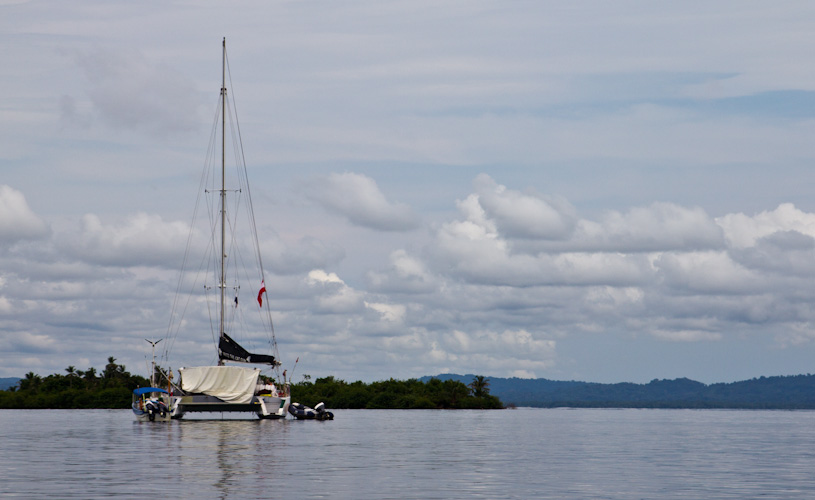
[[314, 402, 334, 420], [145, 400, 168, 421], [145, 400, 157, 421]]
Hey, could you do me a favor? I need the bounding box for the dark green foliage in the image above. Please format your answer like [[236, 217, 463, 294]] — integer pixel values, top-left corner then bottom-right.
[[0, 364, 503, 410], [0, 358, 149, 409], [290, 376, 503, 410]]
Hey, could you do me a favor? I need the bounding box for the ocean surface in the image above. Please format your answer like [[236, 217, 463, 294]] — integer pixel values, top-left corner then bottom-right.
[[2, 408, 815, 499]]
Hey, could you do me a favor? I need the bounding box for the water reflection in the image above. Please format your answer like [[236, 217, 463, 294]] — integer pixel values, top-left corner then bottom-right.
[[171, 417, 291, 499]]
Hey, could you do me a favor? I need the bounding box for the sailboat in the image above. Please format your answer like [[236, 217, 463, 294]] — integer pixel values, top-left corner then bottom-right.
[[162, 38, 291, 419]]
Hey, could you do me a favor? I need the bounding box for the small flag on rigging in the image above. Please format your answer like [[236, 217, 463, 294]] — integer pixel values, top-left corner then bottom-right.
[[257, 280, 266, 307]]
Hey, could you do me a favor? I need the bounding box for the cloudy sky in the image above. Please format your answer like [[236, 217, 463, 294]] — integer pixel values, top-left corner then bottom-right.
[[3, 1, 815, 384]]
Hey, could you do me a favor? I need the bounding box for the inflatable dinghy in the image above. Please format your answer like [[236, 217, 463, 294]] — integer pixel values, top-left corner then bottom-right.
[[288, 401, 334, 420]]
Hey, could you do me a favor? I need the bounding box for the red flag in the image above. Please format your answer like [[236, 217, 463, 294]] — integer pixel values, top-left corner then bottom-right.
[[257, 280, 266, 307]]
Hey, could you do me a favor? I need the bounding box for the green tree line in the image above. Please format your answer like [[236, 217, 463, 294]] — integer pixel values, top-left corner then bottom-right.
[[0, 358, 503, 410], [289, 374, 503, 409], [0, 357, 148, 409]]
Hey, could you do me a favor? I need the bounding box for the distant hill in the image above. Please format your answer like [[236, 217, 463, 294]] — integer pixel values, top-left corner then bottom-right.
[[0, 378, 20, 391], [421, 373, 815, 409]]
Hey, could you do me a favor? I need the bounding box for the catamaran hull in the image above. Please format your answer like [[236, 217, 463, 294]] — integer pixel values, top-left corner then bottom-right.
[[171, 394, 290, 419]]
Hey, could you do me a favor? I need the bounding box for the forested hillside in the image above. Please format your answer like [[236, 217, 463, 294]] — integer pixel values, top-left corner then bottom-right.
[[0, 378, 20, 391], [425, 374, 815, 409]]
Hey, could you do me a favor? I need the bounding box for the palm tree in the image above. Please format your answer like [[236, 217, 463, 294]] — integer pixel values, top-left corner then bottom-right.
[[19, 372, 41, 392], [442, 379, 469, 408], [83, 367, 98, 389], [469, 375, 490, 399], [104, 357, 119, 379], [65, 366, 77, 388]]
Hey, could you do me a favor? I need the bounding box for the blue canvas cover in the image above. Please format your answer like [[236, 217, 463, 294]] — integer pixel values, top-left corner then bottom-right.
[[133, 387, 169, 396]]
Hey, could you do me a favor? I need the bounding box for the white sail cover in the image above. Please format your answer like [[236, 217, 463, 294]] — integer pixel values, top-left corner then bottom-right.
[[179, 366, 260, 404]]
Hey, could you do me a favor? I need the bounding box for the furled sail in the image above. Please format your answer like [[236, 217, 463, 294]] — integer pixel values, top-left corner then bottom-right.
[[218, 333, 278, 365], [179, 366, 260, 404]]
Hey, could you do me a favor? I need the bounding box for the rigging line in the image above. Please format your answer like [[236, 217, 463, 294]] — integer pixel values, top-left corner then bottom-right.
[[223, 194, 273, 354], [224, 220, 239, 339], [225, 50, 263, 277], [172, 110, 220, 360], [164, 94, 224, 362], [203, 282, 219, 363], [165, 218, 218, 362], [178, 238, 217, 357], [223, 45, 281, 374], [222, 183, 246, 341], [225, 49, 278, 356], [164, 93, 223, 362], [225, 52, 277, 351], [230, 220, 272, 351]]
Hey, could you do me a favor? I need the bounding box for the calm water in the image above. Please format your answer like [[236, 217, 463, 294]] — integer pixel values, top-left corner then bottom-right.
[[2, 408, 815, 499]]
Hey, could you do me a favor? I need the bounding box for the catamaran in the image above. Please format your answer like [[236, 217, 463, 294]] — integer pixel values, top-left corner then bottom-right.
[[159, 39, 291, 419]]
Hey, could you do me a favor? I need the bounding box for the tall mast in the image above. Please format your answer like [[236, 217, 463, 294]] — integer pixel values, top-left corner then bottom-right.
[[219, 38, 227, 347]]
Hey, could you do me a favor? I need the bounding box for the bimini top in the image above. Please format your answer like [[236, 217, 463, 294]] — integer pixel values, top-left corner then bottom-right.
[[133, 387, 169, 396]]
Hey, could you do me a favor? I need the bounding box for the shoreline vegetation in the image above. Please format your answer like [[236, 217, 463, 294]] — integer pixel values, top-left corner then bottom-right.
[[6, 360, 815, 410], [0, 357, 148, 410], [292, 374, 503, 410], [0, 358, 503, 410]]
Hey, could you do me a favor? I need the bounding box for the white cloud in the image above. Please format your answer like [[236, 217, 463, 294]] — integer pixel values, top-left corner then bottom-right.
[[306, 269, 365, 313], [61, 213, 193, 267], [717, 203, 815, 249], [307, 269, 344, 285], [582, 203, 724, 252], [364, 301, 406, 323], [0, 185, 50, 245], [655, 251, 759, 295], [473, 174, 577, 240], [367, 249, 437, 293], [305, 172, 419, 231], [432, 189, 655, 286]]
